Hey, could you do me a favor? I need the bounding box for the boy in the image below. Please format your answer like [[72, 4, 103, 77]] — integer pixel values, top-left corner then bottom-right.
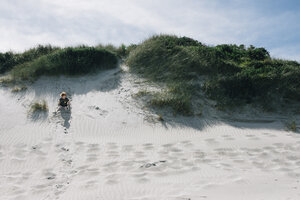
[[58, 92, 70, 110]]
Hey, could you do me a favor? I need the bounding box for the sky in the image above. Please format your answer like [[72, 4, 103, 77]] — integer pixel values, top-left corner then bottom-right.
[[0, 0, 300, 61]]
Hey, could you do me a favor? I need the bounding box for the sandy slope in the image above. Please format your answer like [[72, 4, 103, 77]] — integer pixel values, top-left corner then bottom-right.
[[0, 66, 300, 200]]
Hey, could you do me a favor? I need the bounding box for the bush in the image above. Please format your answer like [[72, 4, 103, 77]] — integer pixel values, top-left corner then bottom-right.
[[11, 47, 118, 80]]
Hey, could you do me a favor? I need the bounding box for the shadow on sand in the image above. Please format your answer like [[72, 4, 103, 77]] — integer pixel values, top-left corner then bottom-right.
[[147, 105, 300, 133], [8, 65, 300, 133], [60, 108, 71, 129], [29, 67, 122, 98], [28, 110, 49, 121]]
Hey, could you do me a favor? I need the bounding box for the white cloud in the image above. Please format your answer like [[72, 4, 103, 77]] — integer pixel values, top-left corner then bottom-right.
[[0, 0, 299, 61]]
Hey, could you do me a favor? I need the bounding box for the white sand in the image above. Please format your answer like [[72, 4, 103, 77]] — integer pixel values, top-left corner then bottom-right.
[[0, 67, 300, 200]]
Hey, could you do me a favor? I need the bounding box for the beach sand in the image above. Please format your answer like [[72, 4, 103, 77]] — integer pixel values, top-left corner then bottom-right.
[[0, 68, 300, 200]]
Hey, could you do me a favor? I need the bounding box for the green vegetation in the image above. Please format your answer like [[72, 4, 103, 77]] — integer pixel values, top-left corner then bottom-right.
[[286, 120, 297, 132], [1, 34, 299, 115], [0, 45, 59, 73], [0, 43, 136, 75], [0, 77, 15, 86], [127, 34, 300, 115], [11, 85, 27, 93], [133, 89, 151, 98], [30, 100, 48, 112], [149, 89, 192, 115], [10, 47, 118, 81], [157, 114, 164, 121], [96, 44, 137, 58]]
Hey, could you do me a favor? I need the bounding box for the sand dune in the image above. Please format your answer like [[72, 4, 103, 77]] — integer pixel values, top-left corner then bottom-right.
[[0, 66, 300, 200]]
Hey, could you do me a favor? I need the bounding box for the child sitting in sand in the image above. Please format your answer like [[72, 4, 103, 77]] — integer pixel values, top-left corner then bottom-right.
[[58, 92, 70, 110]]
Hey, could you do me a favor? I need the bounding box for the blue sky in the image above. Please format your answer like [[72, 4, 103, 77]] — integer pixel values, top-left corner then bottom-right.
[[0, 0, 299, 61]]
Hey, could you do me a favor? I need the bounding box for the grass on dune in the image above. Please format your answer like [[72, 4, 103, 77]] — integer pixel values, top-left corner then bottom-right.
[[0, 45, 59, 73], [30, 100, 48, 112], [286, 120, 297, 132], [0, 43, 136, 75], [0, 43, 135, 81], [126, 34, 300, 115], [11, 85, 27, 93], [96, 43, 137, 58], [10, 47, 118, 81], [1, 34, 299, 116]]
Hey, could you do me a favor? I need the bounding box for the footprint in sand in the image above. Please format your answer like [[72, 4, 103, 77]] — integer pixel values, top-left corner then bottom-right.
[[193, 150, 206, 159], [286, 155, 300, 161], [245, 134, 255, 138], [122, 145, 134, 152], [140, 160, 167, 169], [87, 144, 100, 152], [268, 134, 277, 138], [62, 158, 72, 165], [86, 168, 100, 176], [233, 159, 246, 164], [158, 149, 169, 157], [75, 141, 85, 146], [287, 172, 300, 178], [181, 140, 194, 148], [107, 142, 119, 150], [105, 174, 120, 184], [134, 151, 145, 158], [295, 161, 300, 166], [142, 143, 154, 150], [263, 146, 274, 150], [205, 138, 219, 145], [162, 143, 174, 148], [61, 147, 69, 152], [85, 180, 98, 188], [43, 170, 56, 180], [222, 134, 231, 138], [170, 147, 183, 153], [106, 150, 119, 158], [103, 161, 119, 168], [224, 136, 235, 141], [273, 143, 284, 147], [258, 152, 271, 159], [86, 154, 98, 162]]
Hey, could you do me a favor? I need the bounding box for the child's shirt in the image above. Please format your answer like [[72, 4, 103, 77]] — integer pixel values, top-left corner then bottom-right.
[[59, 98, 69, 107]]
